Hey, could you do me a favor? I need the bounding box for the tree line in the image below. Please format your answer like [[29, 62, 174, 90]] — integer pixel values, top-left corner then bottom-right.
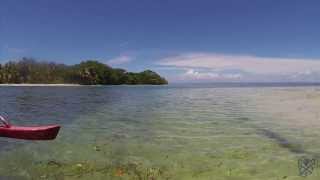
[[0, 58, 168, 85]]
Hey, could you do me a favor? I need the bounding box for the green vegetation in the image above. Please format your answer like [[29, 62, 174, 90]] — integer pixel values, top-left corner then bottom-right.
[[0, 58, 168, 85]]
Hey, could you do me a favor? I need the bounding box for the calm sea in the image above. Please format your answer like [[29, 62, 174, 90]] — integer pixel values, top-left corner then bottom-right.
[[0, 83, 320, 179]]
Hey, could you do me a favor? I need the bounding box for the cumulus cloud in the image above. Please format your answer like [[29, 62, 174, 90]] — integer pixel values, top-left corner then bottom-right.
[[183, 69, 242, 80], [106, 55, 132, 65], [185, 69, 219, 79], [158, 53, 320, 75]]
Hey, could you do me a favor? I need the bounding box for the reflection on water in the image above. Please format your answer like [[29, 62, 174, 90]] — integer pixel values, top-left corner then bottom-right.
[[0, 84, 320, 179]]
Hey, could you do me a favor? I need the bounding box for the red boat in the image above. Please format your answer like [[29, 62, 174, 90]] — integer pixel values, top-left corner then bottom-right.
[[0, 116, 60, 140]]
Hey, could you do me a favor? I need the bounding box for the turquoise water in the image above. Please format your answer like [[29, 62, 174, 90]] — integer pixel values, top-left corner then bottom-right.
[[0, 84, 320, 179]]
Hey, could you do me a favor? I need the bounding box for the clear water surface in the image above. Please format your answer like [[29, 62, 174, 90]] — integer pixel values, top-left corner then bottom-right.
[[0, 83, 320, 179]]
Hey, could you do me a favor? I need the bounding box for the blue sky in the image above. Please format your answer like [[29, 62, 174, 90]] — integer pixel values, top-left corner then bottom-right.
[[1, 0, 320, 82]]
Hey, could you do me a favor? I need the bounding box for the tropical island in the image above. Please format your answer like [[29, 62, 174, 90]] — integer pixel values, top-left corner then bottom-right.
[[0, 58, 168, 85]]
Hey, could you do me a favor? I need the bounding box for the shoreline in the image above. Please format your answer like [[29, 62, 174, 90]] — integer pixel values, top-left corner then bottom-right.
[[0, 84, 82, 86], [0, 83, 168, 86]]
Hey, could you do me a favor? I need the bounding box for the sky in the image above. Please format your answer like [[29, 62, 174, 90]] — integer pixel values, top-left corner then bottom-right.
[[1, 0, 320, 82]]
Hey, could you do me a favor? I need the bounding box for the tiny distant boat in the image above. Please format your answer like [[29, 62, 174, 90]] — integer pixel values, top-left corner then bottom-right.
[[0, 116, 60, 140]]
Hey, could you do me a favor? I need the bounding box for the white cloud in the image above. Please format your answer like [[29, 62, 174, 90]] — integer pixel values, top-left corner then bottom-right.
[[185, 69, 219, 79], [106, 55, 132, 65], [224, 73, 242, 79], [183, 69, 242, 80], [158, 53, 320, 75]]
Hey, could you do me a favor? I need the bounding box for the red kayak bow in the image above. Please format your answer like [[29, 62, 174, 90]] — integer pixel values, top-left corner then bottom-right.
[[0, 116, 60, 140]]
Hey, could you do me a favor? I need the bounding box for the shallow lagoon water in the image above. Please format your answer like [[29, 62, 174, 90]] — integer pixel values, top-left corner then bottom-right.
[[0, 84, 320, 179]]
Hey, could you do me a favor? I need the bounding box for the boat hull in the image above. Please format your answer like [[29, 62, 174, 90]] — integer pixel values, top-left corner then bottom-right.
[[0, 125, 60, 140]]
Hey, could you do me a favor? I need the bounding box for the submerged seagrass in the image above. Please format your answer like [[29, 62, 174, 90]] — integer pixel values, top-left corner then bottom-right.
[[0, 84, 319, 179]]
